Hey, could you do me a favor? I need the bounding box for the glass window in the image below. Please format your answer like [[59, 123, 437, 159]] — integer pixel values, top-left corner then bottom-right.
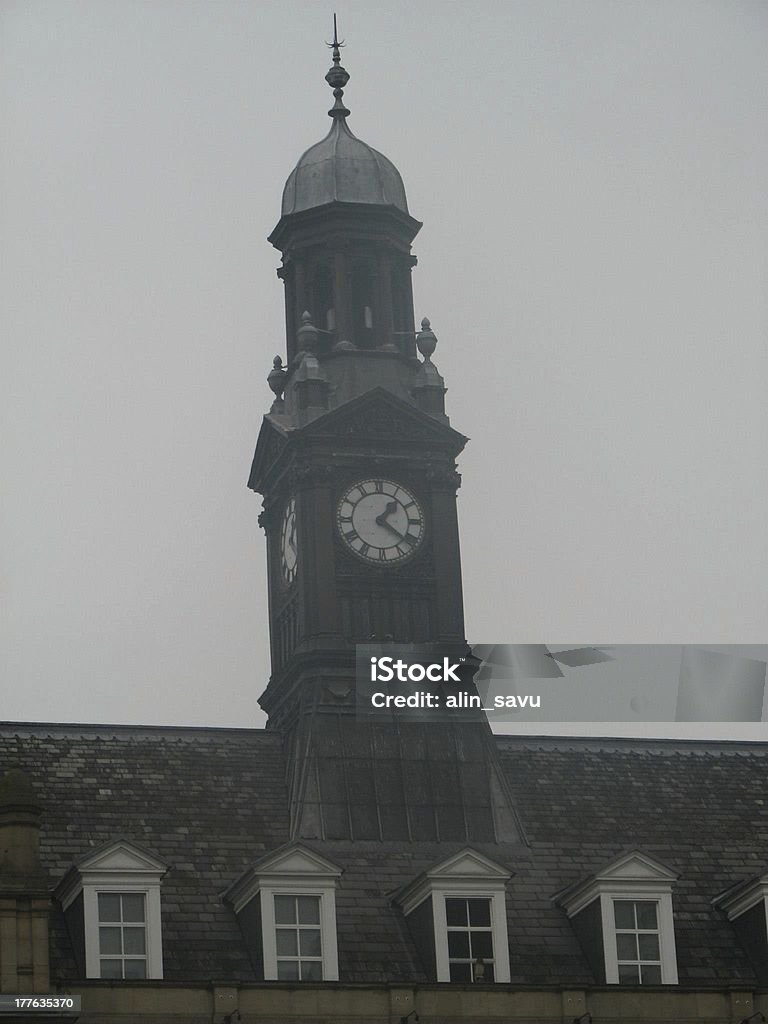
[[97, 892, 148, 980], [613, 899, 662, 984], [445, 897, 495, 983], [274, 894, 323, 981]]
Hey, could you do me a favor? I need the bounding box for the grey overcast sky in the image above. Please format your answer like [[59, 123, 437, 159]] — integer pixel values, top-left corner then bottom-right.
[[2, 1, 767, 734]]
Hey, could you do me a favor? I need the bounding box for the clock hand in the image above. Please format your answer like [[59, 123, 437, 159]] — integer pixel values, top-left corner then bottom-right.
[[375, 500, 399, 526], [381, 520, 406, 542]]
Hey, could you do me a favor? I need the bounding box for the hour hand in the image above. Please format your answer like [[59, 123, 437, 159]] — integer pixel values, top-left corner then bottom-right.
[[375, 500, 399, 526]]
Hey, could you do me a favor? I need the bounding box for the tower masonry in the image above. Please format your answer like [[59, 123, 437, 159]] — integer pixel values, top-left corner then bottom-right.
[[248, 30, 522, 846]]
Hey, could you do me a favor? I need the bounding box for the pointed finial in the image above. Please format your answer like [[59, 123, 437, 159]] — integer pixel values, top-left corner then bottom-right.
[[325, 14, 350, 119], [416, 317, 438, 361], [297, 310, 320, 353]]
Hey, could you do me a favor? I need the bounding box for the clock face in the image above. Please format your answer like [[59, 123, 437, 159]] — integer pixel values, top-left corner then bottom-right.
[[280, 497, 298, 584], [337, 479, 425, 565]]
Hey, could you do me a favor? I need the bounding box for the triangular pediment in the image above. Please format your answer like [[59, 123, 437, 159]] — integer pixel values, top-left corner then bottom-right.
[[555, 849, 679, 917], [392, 847, 512, 916], [223, 843, 342, 914], [301, 388, 468, 450], [252, 842, 342, 878], [427, 848, 512, 881], [76, 839, 168, 874], [248, 415, 290, 492], [595, 851, 678, 883]]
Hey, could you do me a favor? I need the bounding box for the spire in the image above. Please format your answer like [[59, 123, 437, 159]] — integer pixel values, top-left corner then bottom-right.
[[325, 13, 350, 120]]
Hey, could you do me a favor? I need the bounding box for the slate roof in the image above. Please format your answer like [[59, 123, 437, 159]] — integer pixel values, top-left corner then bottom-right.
[[1, 724, 766, 986]]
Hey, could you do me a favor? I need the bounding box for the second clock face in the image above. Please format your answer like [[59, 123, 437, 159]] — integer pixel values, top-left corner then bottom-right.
[[280, 497, 298, 584], [337, 479, 425, 565]]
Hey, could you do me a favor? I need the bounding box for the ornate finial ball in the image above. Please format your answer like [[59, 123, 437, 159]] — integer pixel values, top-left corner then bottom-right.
[[325, 64, 350, 91], [297, 310, 320, 352], [267, 355, 287, 398], [416, 317, 437, 361]]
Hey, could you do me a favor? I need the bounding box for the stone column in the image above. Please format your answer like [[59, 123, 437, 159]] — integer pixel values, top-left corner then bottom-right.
[[0, 770, 50, 994]]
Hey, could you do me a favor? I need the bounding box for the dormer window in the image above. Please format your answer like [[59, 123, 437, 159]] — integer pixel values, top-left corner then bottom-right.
[[713, 873, 768, 984], [555, 851, 679, 986], [224, 843, 341, 982], [54, 840, 167, 980], [394, 848, 512, 984]]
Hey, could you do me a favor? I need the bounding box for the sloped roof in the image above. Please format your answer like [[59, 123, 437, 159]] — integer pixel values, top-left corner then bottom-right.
[[0, 725, 766, 985]]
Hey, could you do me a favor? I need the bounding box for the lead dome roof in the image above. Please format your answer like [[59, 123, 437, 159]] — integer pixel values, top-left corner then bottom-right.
[[279, 25, 409, 218], [281, 117, 409, 216]]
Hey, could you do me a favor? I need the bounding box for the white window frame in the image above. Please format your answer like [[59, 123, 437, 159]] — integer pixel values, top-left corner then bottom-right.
[[432, 888, 509, 984], [84, 883, 162, 980], [599, 891, 677, 985], [395, 848, 512, 984], [223, 844, 341, 983], [556, 851, 679, 986], [54, 840, 166, 980], [260, 887, 337, 982]]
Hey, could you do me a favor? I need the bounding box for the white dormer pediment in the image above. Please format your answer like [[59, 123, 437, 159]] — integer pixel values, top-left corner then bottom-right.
[[77, 840, 168, 875], [223, 843, 342, 915], [55, 839, 167, 912], [555, 850, 678, 918], [427, 848, 512, 882], [713, 873, 768, 920], [596, 851, 678, 884], [254, 844, 342, 879], [394, 847, 512, 917]]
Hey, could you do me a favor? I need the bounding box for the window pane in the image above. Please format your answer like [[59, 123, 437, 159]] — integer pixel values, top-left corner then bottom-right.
[[447, 931, 470, 958], [642, 964, 662, 984], [635, 901, 658, 930], [98, 894, 121, 922], [484, 962, 495, 983], [121, 894, 145, 923], [616, 933, 638, 961], [277, 960, 299, 981], [468, 899, 491, 927], [299, 929, 322, 957], [297, 896, 320, 925], [449, 962, 472, 983], [124, 959, 147, 980], [471, 931, 494, 960], [275, 929, 298, 957], [123, 927, 146, 955], [613, 901, 635, 929], [100, 959, 122, 979], [99, 927, 122, 955], [274, 895, 296, 924], [618, 963, 640, 984], [301, 960, 323, 981], [445, 898, 467, 927], [638, 933, 660, 961]]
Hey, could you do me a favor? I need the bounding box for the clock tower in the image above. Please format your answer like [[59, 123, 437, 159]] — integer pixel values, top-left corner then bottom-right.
[[248, 31, 522, 846]]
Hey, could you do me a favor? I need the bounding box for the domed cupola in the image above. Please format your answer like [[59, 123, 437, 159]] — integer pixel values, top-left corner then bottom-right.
[[268, 21, 423, 367], [281, 119, 409, 216], [280, 23, 409, 216]]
